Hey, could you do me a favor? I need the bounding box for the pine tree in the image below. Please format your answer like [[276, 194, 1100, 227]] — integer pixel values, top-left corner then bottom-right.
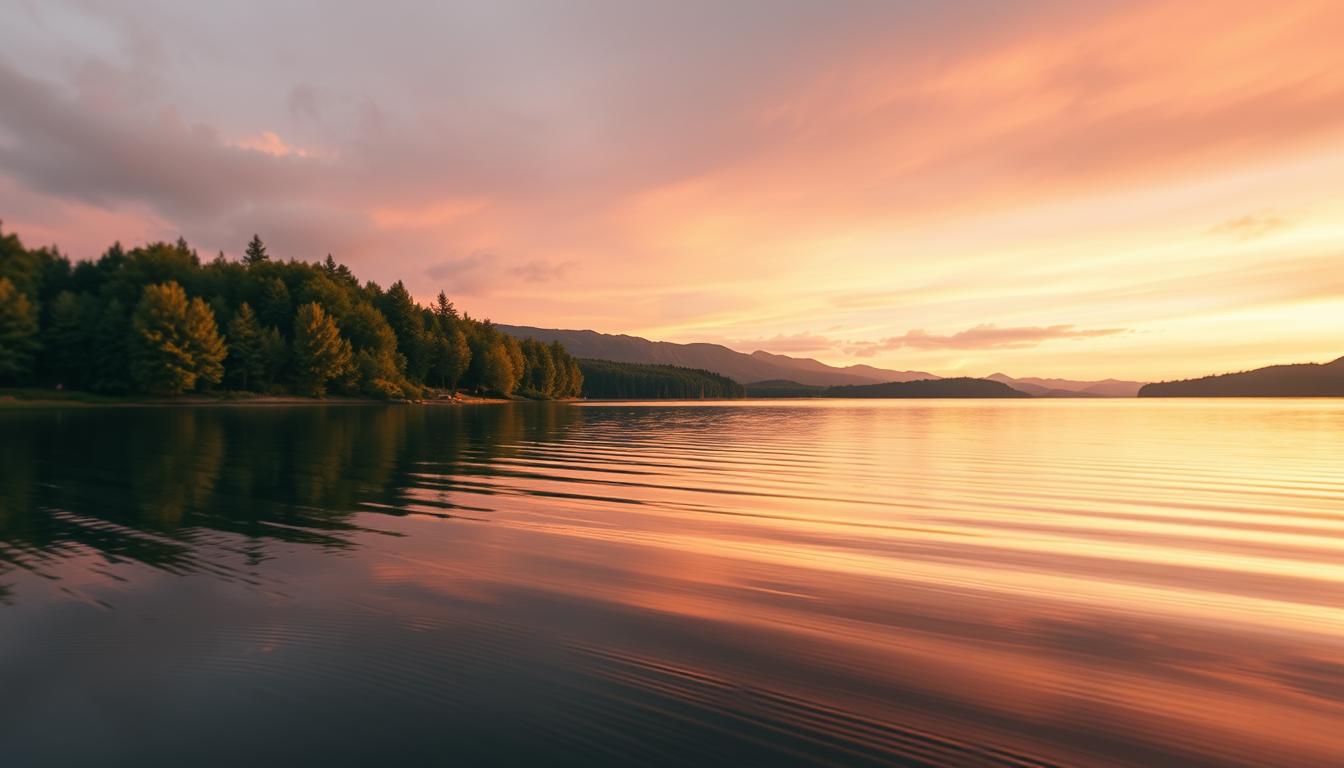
[[428, 325, 471, 391], [184, 295, 226, 390], [43, 290, 92, 387], [90, 298, 131, 393], [291, 302, 351, 396], [244, 234, 269, 266], [259, 326, 288, 390], [257, 277, 291, 330], [0, 277, 40, 383], [379, 281, 427, 380], [226, 303, 265, 390], [433, 291, 457, 321], [129, 282, 200, 394]]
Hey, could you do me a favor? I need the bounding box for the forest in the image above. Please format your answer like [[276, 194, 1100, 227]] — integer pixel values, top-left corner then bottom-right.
[[0, 226, 582, 399], [577, 359, 744, 399]]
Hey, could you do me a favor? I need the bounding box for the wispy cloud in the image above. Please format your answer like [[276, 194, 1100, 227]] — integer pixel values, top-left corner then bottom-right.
[[848, 324, 1128, 356], [509, 259, 574, 283], [1208, 211, 1288, 241]]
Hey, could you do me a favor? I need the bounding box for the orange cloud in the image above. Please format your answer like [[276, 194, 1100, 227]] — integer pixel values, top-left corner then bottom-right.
[[231, 131, 315, 158]]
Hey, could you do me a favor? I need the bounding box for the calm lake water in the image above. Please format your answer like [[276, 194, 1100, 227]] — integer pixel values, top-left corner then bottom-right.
[[2, 400, 1342, 767]]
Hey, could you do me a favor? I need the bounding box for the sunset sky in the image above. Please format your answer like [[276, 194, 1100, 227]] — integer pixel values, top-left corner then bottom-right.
[[2, 0, 1341, 380]]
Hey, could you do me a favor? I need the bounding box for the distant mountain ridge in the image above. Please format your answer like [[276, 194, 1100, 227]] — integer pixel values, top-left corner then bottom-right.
[[497, 325, 937, 386], [1139, 356, 1344, 397], [824, 377, 1030, 399], [987, 373, 1146, 398]]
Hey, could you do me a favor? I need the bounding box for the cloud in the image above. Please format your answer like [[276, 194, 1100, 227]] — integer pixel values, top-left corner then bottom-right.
[[849, 324, 1128, 355], [230, 131, 315, 158], [509, 259, 573, 283], [1208, 211, 1288, 241], [0, 57, 319, 220]]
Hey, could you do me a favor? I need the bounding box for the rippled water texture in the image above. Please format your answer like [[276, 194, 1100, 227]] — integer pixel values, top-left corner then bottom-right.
[[2, 400, 1342, 766]]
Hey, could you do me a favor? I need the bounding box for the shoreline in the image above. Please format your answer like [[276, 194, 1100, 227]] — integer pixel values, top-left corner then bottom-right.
[[0, 389, 536, 409]]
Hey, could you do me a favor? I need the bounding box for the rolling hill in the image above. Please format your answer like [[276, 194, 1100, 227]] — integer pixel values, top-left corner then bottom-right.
[[497, 325, 937, 386], [823, 377, 1031, 398], [1138, 356, 1344, 397], [987, 373, 1145, 398]]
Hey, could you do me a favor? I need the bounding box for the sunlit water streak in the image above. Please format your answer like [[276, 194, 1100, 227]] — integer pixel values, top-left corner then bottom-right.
[[1, 400, 1342, 766]]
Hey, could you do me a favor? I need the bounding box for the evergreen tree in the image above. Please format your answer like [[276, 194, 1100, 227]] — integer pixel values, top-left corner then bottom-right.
[[480, 340, 518, 395], [429, 325, 470, 391], [226, 303, 265, 390], [259, 326, 288, 390], [90, 298, 131, 393], [565, 357, 584, 397], [244, 234, 269, 265], [550, 341, 571, 396], [0, 223, 587, 401], [433, 291, 457, 320], [257, 277, 291, 331], [291, 302, 351, 396], [379, 281, 427, 380], [503, 335, 525, 389], [0, 277, 40, 383], [42, 290, 93, 387], [129, 281, 218, 394], [184, 295, 227, 390]]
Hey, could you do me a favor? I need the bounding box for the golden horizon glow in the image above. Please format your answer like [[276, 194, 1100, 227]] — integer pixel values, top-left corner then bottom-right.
[[2, 0, 1342, 381]]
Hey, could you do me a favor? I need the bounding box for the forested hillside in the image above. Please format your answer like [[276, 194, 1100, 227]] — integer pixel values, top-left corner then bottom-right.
[[1139, 357, 1344, 396], [0, 226, 582, 399], [578, 359, 745, 399], [822, 377, 1030, 398]]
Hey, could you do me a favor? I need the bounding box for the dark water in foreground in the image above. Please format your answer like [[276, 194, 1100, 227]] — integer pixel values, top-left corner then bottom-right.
[[2, 400, 1342, 767]]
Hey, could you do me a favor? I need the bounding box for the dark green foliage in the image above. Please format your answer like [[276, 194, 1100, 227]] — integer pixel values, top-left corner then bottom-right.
[[226, 303, 265, 391], [0, 277, 40, 383], [578, 359, 742, 399], [291, 302, 352, 397], [428, 324, 470, 391], [822, 377, 1029, 398], [256, 277, 292, 331], [259, 326, 288, 390], [0, 226, 584, 399], [42, 291, 95, 388], [379, 281, 428, 381], [743, 379, 827, 398], [244, 234, 268, 265], [89, 299, 132, 393]]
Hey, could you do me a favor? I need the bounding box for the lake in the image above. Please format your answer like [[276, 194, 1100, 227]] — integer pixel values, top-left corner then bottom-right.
[[2, 400, 1342, 766]]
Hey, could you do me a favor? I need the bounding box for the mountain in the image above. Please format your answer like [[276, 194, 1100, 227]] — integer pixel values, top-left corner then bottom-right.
[[746, 350, 936, 383], [497, 325, 937, 386], [1139, 356, 1344, 397], [823, 377, 1031, 398], [988, 373, 1145, 398], [743, 380, 828, 398]]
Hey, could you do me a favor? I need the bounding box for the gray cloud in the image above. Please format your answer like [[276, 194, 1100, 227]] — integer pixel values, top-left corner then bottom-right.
[[509, 259, 574, 283]]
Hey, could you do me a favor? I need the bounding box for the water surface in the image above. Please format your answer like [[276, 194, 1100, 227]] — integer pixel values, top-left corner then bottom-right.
[[2, 400, 1342, 766]]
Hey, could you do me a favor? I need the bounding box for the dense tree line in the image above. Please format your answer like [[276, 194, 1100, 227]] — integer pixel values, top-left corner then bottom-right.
[[578, 359, 744, 399], [0, 226, 582, 399]]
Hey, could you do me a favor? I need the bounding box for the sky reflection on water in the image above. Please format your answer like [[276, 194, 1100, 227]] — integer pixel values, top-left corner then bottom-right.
[[2, 400, 1343, 767]]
